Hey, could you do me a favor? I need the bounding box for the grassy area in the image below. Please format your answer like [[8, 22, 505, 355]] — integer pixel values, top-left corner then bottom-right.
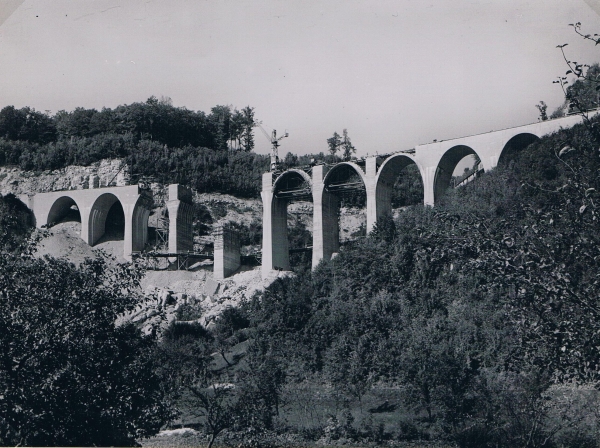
[[140, 427, 454, 448]]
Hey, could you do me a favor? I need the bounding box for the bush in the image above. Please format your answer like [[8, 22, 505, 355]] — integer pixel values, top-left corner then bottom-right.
[[0, 193, 33, 251], [163, 321, 211, 341], [0, 256, 173, 446]]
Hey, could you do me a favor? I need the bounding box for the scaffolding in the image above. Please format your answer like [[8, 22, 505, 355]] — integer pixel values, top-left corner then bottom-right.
[[154, 216, 169, 251], [274, 170, 313, 201], [324, 164, 365, 195]]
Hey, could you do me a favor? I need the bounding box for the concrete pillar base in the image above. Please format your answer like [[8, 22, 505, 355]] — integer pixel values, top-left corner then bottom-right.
[[214, 224, 241, 279]]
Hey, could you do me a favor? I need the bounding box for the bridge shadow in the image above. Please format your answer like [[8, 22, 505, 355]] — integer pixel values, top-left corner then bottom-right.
[[96, 201, 125, 243], [95, 229, 124, 244], [60, 207, 81, 223]]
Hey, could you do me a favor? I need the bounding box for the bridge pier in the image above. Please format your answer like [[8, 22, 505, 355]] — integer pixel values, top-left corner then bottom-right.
[[128, 200, 151, 256], [166, 184, 194, 254], [365, 157, 378, 233], [214, 224, 241, 280], [366, 157, 395, 233], [423, 166, 436, 206], [311, 165, 339, 269], [261, 172, 290, 277]]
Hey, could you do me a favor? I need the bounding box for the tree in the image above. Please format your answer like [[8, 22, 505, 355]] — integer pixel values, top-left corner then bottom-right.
[[229, 109, 244, 150], [535, 101, 548, 121], [0, 106, 25, 141], [0, 255, 173, 446], [0, 194, 33, 252], [341, 129, 356, 160], [157, 316, 283, 448], [55, 107, 99, 138], [187, 374, 237, 448], [327, 131, 342, 156], [209, 105, 232, 151], [0, 106, 56, 144], [511, 22, 600, 381], [324, 334, 374, 407], [327, 129, 356, 160], [156, 334, 233, 448], [552, 24, 600, 126], [241, 106, 255, 152]]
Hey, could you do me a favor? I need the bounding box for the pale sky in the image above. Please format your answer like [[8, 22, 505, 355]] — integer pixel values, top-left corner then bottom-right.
[[1, 0, 600, 157]]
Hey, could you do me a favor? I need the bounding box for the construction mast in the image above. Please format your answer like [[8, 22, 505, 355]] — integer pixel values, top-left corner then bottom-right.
[[269, 129, 289, 171], [257, 123, 289, 171]]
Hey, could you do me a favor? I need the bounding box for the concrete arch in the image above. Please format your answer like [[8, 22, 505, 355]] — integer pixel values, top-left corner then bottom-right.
[[498, 132, 541, 167], [323, 161, 367, 190], [88, 193, 121, 246], [262, 169, 314, 274], [368, 154, 425, 231], [131, 195, 151, 252], [376, 154, 424, 187], [260, 110, 600, 278], [434, 145, 482, 202], [47, 196, 83, 226], [311, 162, 368, 268], [29, 184, 155, 260], [273, 168, 312, 195]]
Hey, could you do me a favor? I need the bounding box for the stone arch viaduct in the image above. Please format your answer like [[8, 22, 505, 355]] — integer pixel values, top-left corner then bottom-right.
[[262, 113, 588, 277], [21, 183, 194, 261]]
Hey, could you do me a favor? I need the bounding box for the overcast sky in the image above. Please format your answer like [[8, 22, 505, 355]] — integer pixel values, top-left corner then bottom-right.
[[1, 0, 600, 157]]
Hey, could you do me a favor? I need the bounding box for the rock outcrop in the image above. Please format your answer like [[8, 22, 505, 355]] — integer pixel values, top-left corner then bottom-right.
[[0, 159, 129, 196]]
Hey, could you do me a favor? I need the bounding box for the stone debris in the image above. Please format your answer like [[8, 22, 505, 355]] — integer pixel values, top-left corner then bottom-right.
[[121, 268, 293, 337], [203, 278, 220, 297]]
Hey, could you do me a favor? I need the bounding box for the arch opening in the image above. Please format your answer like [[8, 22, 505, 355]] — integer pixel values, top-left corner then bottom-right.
[[325, 164, 366, 197], [131, 195, 152, 253], [498, 133, 540, 167], [98, 201, 125, 243], [89, 193, 123, 246], [272, 170, 313, 270], [47, 196, 81, 226], [435, 145, 482, 202], [378, 155, 424, 209], [274, 170, 312, 201], [373, 154, 424, 232], [323, 162, 367, 247]]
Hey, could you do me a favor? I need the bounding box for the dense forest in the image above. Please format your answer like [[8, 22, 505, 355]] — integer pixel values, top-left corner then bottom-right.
[[0, 98, 269, 197]]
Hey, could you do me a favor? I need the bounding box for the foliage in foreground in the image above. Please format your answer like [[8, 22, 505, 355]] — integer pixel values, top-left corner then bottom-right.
[[0, 217, 173, 446]]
